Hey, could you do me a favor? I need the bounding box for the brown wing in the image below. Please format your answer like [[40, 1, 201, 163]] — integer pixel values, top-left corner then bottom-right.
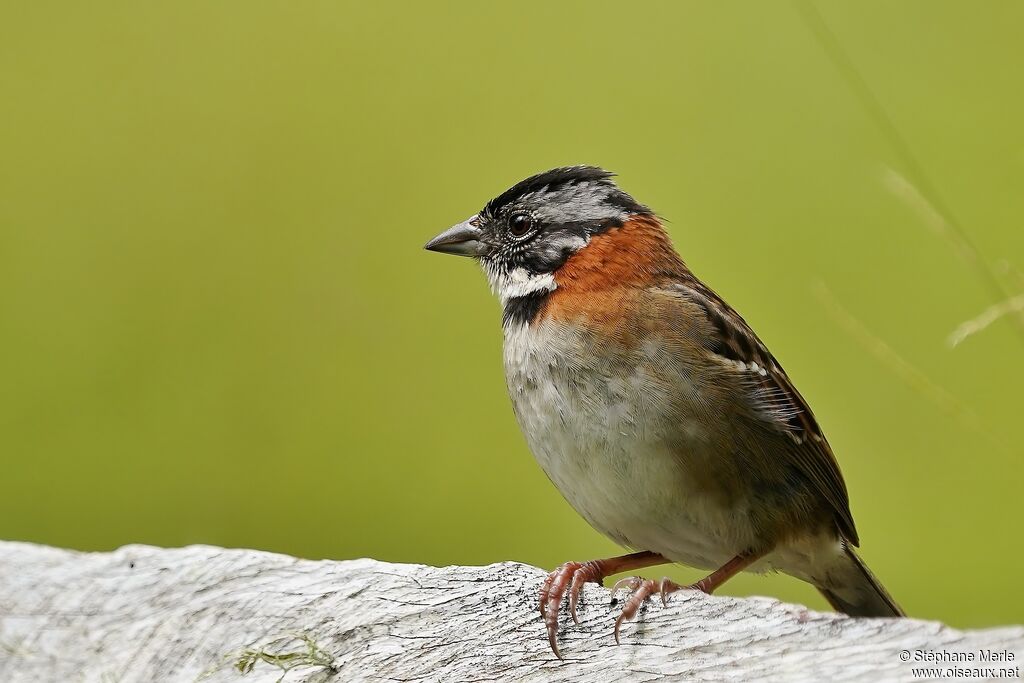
[[672, 278, 859, 545]]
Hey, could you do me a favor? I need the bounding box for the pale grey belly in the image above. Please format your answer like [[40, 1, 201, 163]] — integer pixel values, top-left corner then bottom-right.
[[504, 325, 755, 570]]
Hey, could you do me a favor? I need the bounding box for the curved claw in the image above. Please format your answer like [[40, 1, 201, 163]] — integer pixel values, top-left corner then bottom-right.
[[613, 611, 628, 645], [610, 576, 642, 598], [612, 577, 686, 644], [567, 560, 609, 625], [659, 577, 675, 607], [568, 572, 586, 625], [547, 619, 561, 660], [612, 578, 656, 644], [538, 561, 582, 659], [539, 552, 671, 657], [612, 553, 756, 647]]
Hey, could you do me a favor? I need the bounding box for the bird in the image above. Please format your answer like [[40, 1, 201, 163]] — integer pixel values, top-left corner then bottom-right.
[[424, 165, 904, 657]]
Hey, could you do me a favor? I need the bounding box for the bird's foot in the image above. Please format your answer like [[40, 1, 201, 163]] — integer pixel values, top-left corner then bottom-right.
[[538, 560, 604, 658], [539, 551, 666, 658], [610, 576, 696, 644], [609, 553, 761, 643]]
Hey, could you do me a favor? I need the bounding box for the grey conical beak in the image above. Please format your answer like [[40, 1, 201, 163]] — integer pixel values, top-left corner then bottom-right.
[[424, 217, 487, 257]]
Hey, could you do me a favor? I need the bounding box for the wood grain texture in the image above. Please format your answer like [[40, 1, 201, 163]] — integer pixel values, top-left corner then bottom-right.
[[0, 541, 1020, 682]]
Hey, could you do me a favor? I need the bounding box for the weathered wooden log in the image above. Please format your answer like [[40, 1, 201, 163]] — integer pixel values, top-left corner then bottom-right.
[[0, 542, 1020, 682]]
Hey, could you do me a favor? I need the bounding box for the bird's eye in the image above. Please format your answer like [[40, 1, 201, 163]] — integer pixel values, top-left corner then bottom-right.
[[508, 212, 534, 238]]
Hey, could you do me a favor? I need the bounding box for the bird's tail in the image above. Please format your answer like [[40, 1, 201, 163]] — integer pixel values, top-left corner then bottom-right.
[[817, 545, 905, 618]]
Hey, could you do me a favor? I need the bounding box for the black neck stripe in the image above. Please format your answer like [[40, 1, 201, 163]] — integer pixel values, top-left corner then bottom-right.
[[502, 291, 549, 328]]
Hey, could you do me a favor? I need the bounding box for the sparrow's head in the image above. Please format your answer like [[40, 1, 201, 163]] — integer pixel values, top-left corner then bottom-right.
[[425, 166, 654, 303]]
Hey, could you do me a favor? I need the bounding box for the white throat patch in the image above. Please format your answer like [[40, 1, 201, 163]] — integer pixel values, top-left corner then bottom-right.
[[484, 264, 556, 304]]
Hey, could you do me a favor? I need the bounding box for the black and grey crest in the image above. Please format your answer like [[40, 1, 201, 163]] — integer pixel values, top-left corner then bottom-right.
[[476, 165, 651, 277], [481, 166, 650, 220]]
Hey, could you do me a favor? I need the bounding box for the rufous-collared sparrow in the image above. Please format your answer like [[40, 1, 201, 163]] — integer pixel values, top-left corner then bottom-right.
[[425, 166, 904, 657]]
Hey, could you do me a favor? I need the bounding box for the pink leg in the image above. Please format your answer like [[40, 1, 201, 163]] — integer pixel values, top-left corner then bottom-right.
[[539, 551, 667, 658], [612, 553, 760, 643]]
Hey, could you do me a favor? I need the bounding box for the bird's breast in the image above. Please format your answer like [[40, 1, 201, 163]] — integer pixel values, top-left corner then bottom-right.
[[502, 318, 749, 568], [503, 318, 689, 450]]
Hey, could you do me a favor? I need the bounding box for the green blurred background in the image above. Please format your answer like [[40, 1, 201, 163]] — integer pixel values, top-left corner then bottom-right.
[[2, 2, 1022, 628]]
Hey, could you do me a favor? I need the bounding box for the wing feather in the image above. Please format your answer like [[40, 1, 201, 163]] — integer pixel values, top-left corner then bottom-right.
[[669, 279, 859, 545]]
